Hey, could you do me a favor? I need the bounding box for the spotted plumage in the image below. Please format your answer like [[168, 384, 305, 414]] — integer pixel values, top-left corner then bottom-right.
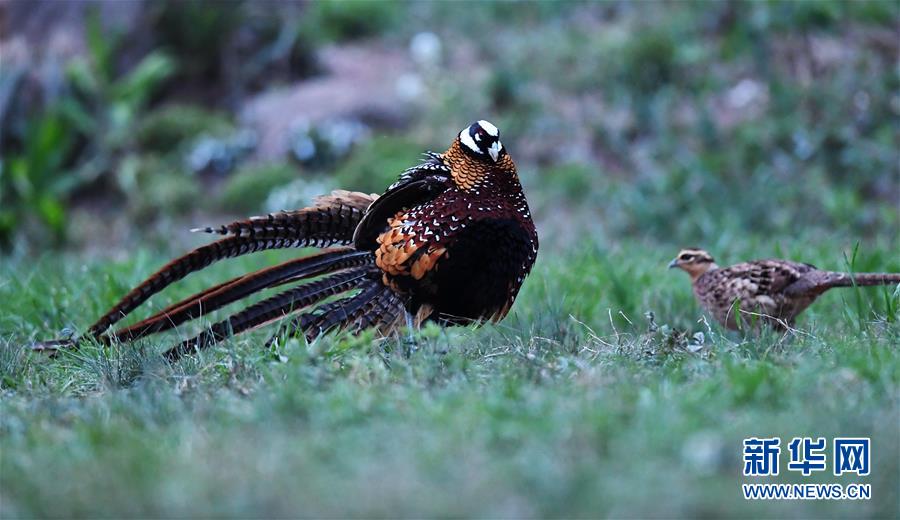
[[366, 121, 537, 324], [669, 248, 900, 330], [35, 121, 538, 360]]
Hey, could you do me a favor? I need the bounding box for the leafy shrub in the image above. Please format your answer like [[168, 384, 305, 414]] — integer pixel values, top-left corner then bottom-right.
[[150, 0, 320, 91], [149, 0, 241, 82], [218, 163, 300, 214], [303, 0, 401, 42], [0, 11, 176, 249], [0, 107, 76, 248], [619, 29, 677, 94], [137, 104, 234, 152], [65, 13, 176, 182], [115, 154, 201, 220]]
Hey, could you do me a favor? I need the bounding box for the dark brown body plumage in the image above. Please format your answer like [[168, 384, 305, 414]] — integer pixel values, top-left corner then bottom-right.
[[37, 121, 538, 360], [369, 136, 537, 324], [670, 248, 900, 330]]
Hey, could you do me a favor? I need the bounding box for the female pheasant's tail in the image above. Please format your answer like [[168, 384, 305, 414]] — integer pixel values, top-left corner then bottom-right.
[[86, 191, 376, 337], [828, 272, 900, 288], [786, 271, 900, 296], [163, 269, 404, 362]]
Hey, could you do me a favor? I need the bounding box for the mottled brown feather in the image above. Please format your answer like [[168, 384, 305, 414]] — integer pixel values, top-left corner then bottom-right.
[[672, 249, 900, 330]]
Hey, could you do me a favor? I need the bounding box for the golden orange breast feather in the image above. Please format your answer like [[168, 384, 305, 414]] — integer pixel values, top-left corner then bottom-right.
[[451, 163, 480, 191], [443, 141, 517, 192], [375, 210, 449, 289], [410, 246, 446, 280]]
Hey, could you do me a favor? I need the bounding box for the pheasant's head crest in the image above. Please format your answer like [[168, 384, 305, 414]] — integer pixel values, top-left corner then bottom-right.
[[459, 120, 504, 163], [669, 248, 718, 279]]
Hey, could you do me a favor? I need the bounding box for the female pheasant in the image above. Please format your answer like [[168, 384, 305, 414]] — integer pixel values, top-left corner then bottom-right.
[[37, 121, 538, 360], [669, 248, 900, 330]]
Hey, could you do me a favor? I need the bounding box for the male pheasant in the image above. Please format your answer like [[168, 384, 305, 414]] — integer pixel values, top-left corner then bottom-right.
[[38, 121, 539, 360], [669, 248, 900, 330]]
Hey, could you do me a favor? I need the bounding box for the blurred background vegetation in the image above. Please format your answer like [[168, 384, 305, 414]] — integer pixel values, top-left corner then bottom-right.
[[1, 0, 896, 255]]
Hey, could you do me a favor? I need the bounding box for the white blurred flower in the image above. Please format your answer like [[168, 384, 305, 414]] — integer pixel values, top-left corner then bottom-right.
[[396, 73, 425, 102], [410, 31, 442, 67], [726, 78, 766, 110], [265, 178, 330, 214]]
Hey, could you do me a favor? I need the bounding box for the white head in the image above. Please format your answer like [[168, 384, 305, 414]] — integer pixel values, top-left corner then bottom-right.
[[459, 120, 504, 163]]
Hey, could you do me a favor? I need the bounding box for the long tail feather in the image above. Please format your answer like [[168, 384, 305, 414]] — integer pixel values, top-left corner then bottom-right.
[[163, 270, 376, 361], [349, 287, 406, 334], [88, 234, 335, 337], [193, 191, 376, 239], [106, 249, 372, 342], [826, 272, 900, 288], [787, 271, 900, 295], [29, 338, 76, 356], [298, 281, 385, 340], [263, 285, 406, 349]]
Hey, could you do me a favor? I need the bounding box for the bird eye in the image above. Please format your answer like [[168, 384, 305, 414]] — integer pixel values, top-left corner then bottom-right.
[[679, 254, 693, 261], [459, 121, 501, 160]]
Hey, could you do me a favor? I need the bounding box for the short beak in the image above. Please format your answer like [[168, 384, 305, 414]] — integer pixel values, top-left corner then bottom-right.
[[668, 259, 678, 269], [488, 141, 500, 162]]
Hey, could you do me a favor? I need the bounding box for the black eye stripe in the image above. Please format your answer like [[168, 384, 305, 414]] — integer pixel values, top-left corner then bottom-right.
[[460, 122, 504, 161]]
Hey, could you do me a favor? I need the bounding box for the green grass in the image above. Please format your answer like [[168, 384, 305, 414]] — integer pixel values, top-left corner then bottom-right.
[[2, 1, 898, 516], [1, 236, 897, 517]]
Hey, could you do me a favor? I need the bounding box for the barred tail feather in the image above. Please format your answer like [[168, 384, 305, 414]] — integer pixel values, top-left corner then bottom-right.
[[106, 249, 372, 343], [88, 234, 333, 337], [192, 191, 376, 241], [191, 205, 361, 246], [787, 271, 900, 296], [296, 281, 385, 340], [89, 192, 377, 338], [348, 286, 406, 334], [260, 287, 404, 349], [267, 284, 405, 348], [163, 269, 379, 361], [831, 272, 900, 288]]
